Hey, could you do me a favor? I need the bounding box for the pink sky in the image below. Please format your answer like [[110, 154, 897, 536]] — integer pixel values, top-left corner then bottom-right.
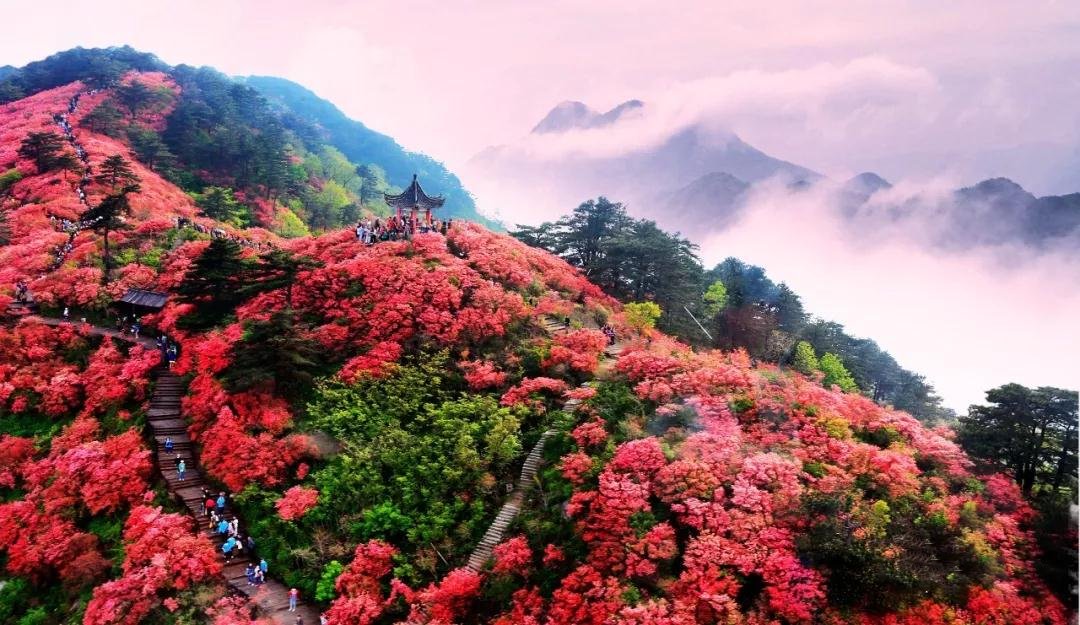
[[4, 1, 1078, 410]]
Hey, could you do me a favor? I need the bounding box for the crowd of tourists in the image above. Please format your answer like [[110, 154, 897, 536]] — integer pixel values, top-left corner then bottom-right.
[[173, 216, 274, 251], [354, 215, 452, 244], [47, 92, 94, 270]]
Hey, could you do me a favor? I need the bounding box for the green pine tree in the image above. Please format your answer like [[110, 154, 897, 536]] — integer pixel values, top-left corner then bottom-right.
[[83, 184, 140, 284], [239, 249, 323, 310], [94, 155, 139, 190], [222, 310, 323, 399], [17, 131, 68, 173], [176, 237, 247, 329], [197, 187, 249, 226]]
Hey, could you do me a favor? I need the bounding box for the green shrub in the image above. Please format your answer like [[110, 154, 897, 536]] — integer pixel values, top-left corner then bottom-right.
[[315, 560, 344, 602]]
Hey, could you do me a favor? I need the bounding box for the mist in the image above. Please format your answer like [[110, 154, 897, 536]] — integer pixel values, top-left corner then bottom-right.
[[698, 180, 1080, 412]]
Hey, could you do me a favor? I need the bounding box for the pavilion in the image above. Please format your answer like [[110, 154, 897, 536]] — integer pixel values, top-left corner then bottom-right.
[[113, 288, 168, 318], [384, 174, 445, 230]]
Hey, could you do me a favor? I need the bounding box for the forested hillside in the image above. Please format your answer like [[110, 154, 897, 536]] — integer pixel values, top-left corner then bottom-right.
[[0, 57, 1073, 625], [513, 198, 953, 422], [0, 46, 493, 235], [241, 76, 497, 229]]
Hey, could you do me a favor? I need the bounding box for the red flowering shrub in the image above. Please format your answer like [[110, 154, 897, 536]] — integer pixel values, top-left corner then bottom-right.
[[492, 536, 533, 575], [459, 359, 509, 390], [84, 505, 223, 625], [571, 418, 608, 449], [544, 329, 609, 374], [501, 376, 569, 411], [560, 451, 595, 485], [411, 568, 483, 623], [275, 485, 319, 521]]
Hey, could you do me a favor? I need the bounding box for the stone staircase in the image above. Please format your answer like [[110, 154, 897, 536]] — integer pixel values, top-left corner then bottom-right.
[[464, 312, 625, 572], [6, 316, 319, 625], [147, 369, 319, 625], [466, 429, 556, 571]]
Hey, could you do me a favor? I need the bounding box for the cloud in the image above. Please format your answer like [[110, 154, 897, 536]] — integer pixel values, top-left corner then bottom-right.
[[698, 179, 1080, 411], [484, 57, 939, 163]]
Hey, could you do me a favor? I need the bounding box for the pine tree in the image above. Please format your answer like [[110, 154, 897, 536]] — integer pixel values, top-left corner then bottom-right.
[[197, 187, 248, 226], [222, 310, 323, 399], [83, 184, 140, 284], [239, 249, 322, 310], [17, 131, 68, 173], [94, 155, 139, 190], [126, 127, 176, 173], [114, 81, 156, 120], [81, 101, 125, 137], [774, 283, 806, 332], [177, 238, 247, 329]]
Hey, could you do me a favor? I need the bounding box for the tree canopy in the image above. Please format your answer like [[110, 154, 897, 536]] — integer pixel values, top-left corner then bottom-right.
[[958, 384, 1078, 498], [512, 197, 952, 421]]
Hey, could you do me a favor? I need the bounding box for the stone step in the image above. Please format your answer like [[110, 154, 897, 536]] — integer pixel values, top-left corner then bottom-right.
[[147, 408, 181, 418]]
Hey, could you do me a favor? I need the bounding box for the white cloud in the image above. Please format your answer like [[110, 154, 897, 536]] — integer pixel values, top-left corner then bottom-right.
[[698, 180, 1080, 411]]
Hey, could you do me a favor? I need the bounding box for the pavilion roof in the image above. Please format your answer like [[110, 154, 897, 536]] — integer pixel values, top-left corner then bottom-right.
[[384, 174, 445, 211], [116, 288, 168, 309]]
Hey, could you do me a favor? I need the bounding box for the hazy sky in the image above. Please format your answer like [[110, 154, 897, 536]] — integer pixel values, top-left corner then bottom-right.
[[4, 1, 1079, 410], [5, 1, 1079, 190]]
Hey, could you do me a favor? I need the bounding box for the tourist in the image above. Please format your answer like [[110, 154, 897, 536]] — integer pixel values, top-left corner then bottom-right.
[[217, 492, 226, 512], [177, 459, 186, 481], [204, 496, 215, 516], [295, 616, 304, 625], [131, 321, 140, 339], [164, 436, 174, 452], [229, 517, 239, 537], [210, 510, 219, 527], [245, 535, 256, 556], [245, 563, 255, 586], [222, 536, 237, 561], [288, 588, 299, 612], [254, 567, 265, 586], [63, 307, 69, 321], [259, 558, 268, 576], [217, 517, 230, 535]]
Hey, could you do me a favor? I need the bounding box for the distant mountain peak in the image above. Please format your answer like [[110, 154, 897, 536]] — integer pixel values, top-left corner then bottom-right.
[[848, 172, 892, 192], [532, 99, 644, 134], [963, 176, 1029, 196]]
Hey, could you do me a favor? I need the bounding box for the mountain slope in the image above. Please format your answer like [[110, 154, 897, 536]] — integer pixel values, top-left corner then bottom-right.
[[0, 78, 1071, 625], [653, 171, 750, 233], [842, 175, 1080, 251], [241, 75, 499, 229], [466, 99, 818, 227], [0, 47, 490, 234]]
